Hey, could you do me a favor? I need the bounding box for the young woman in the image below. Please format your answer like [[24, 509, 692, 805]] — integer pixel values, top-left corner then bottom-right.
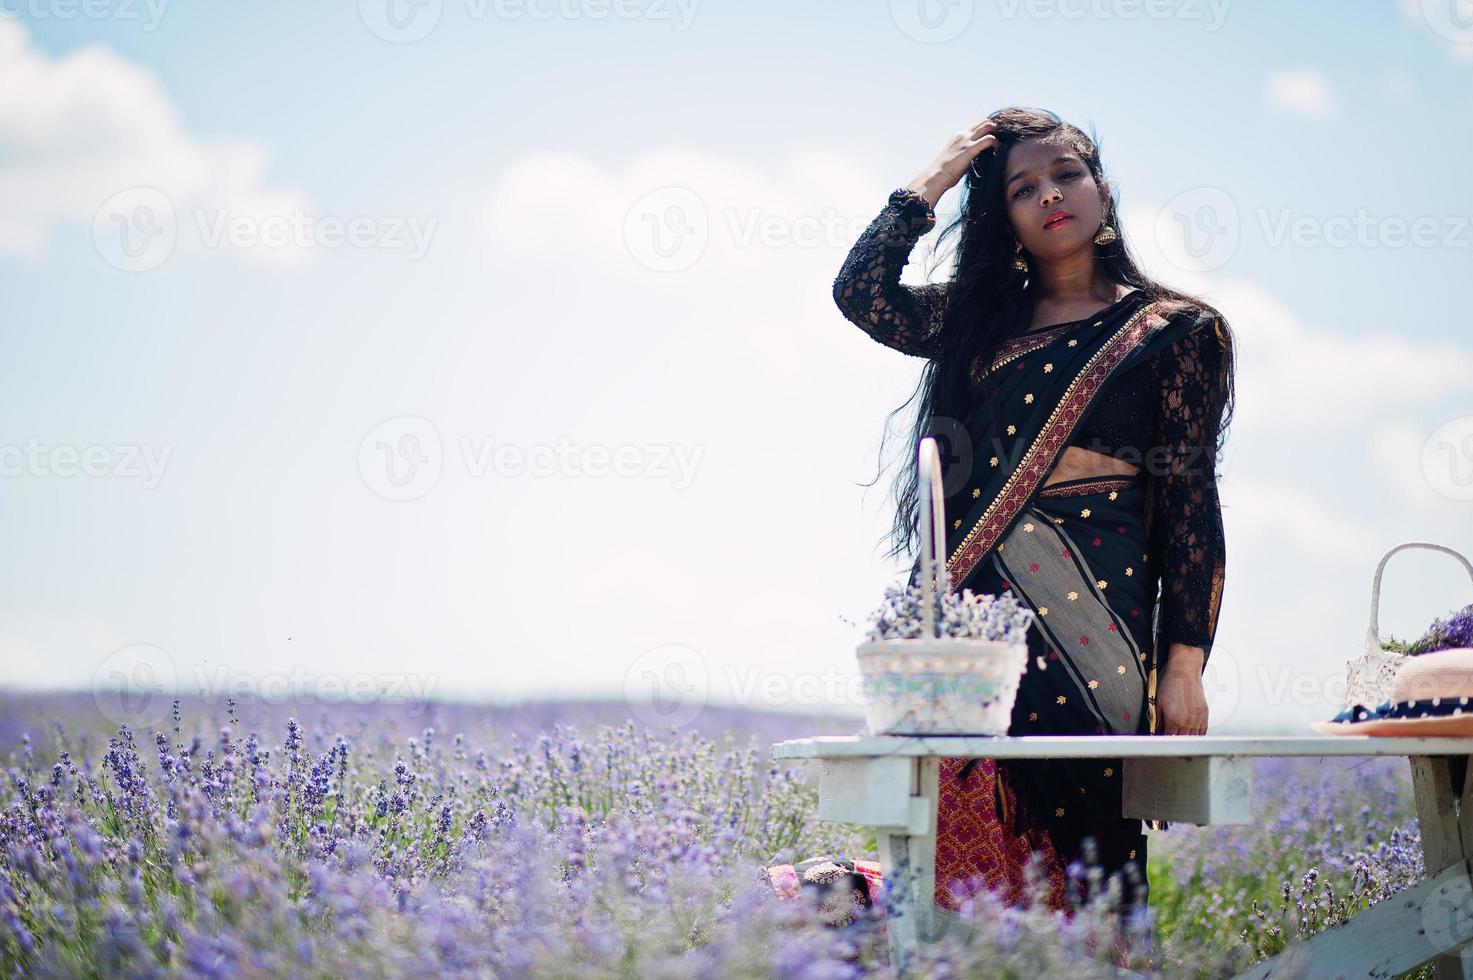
[[767, 107, 1235, 940]]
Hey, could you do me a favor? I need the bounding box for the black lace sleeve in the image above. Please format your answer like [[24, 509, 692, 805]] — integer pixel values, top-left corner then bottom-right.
[[1151, 316, 1229, 666], [831, 190, 949, 358]]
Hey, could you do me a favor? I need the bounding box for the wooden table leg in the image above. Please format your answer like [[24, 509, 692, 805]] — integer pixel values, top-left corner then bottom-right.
[[1232, 754, 1473, 979], [874, 757, 941, 975], [1412, 754, 1473, 980]]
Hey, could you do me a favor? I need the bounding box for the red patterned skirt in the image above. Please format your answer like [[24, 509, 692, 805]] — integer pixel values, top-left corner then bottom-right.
[[764, 755, 1064, 918], [766, 474, 1157, 967]]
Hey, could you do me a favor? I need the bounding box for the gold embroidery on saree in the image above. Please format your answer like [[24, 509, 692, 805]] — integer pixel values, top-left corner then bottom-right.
[[976, 325, 1080, 381], [947, 301, 1170, 587], [1037, 476, 1136, 499]]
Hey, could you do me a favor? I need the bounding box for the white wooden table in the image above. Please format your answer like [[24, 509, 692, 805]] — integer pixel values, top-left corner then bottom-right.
[[771, 734, 1473, 978]]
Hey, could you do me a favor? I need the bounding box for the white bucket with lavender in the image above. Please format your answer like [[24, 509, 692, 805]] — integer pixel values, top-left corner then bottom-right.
[[855, 437, 1033, 736], [1344, 541, 1473, 709]]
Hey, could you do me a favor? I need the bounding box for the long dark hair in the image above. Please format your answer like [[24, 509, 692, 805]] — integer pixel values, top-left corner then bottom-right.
[[864, 107, 1237, 567]]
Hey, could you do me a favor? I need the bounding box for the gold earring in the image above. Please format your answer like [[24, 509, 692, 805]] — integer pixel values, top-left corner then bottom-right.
[[1093, 222, 1118, 245], [1012, 240, 1028, 271]]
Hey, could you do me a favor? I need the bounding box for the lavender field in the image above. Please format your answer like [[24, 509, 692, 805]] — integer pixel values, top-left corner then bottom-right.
[[0, 691, 1429, 978]]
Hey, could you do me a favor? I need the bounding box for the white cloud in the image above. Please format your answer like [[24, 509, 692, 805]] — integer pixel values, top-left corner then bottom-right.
[[1367, 416, 1473, 518], [1223, 286, 1473, 433], [1264, 68, 1336, 119], [1221, 476, 1365, 561], [478, 145, 946, 286], [1114, 200, 1473, 619], [1118, 206, 1473, 437], [0, 18, 311, 265], [476, 144, 953, 398]]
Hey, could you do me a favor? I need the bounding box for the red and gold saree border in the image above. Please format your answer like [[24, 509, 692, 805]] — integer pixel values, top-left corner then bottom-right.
[[947, 300, 1173, 589], [969, 322, 1091, 386], [993, 322, 1086, 368], [1036, 475, 1138, 499]]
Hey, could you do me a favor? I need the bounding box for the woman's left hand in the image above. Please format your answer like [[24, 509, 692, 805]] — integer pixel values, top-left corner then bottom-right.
[[1157, 646, 1209, 735]]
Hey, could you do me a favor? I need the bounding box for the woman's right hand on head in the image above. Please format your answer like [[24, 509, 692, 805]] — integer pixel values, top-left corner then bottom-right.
[[907, 118, 1002, 208]]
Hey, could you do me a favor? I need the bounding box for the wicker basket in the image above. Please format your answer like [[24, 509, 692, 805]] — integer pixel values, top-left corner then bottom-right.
[[1344, 542, 1473, 708], [856, 437, 1029, 736]]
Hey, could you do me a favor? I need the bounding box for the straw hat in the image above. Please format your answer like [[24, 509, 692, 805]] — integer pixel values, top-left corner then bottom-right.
[[1314, 647, 1473, 736]]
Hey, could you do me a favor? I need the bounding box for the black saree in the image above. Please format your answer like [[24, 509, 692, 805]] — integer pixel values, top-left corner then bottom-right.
[[915, 291, 1215, 905]]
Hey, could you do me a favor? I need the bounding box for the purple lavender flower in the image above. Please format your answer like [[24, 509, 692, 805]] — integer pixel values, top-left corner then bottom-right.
[[0, 691, 1427, 976], [1408, 602, 1473, 656], [865, 559, 1035, 644]]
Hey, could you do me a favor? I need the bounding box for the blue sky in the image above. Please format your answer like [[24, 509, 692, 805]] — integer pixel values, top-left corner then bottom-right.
[[2, 0, 1472, 734]]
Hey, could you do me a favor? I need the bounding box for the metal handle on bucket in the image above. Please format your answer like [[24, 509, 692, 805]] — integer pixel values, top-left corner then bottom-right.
[[1364, 542, 1473, 657], [917, 437, 949, 638]]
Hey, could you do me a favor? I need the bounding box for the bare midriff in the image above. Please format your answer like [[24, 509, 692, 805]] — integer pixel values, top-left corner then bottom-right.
[[1041, 446, 1140, 489], [1028, 286, 1144, 490]]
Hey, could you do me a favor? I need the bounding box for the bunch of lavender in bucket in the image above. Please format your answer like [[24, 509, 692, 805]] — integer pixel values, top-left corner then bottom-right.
[[855, 557, 1035, 736], [1407, 602, 1473, 656], [866, 558, 1035, 644]]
